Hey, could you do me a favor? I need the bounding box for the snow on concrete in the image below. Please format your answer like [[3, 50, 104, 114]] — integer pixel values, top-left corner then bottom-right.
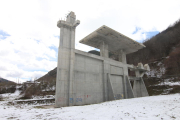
[[0, 94, 180, 120]]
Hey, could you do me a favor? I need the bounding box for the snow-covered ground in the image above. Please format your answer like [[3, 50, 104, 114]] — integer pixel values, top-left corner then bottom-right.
[[1, 90, 22, 101], [0, 91, 180, 120], [157, 81, 180, 86]]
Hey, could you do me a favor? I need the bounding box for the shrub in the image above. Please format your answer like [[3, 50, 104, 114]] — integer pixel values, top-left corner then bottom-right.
[[0, 95, 3, 101]]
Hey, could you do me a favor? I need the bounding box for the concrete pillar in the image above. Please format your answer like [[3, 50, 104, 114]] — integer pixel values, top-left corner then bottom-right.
[[123, 67, 128, 98], [100, 42, 109, 58], [133, 78, 149, 97], [133, 63, 149, 97], [118, 50, 126, 64], [117, 49, 128, 98], [103, 60, 109, 101], [100, 42, 109, 101], [55, 12, 80, 108]]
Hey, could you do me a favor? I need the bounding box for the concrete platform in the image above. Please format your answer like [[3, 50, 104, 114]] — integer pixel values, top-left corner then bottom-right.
[[80, 25, 145, 54]]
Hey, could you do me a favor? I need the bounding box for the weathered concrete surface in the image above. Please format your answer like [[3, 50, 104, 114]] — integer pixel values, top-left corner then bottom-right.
[[55, 12, 80, 107], [133, 78, 149, 97], [132, 63, 149, 97], [55, 12, 150, 108], [73, 53, 104, 105], [100, 42, 109, 58], [126, 76, 135, 98]]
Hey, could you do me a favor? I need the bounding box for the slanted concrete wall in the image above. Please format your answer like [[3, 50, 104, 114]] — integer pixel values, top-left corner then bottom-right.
[[133, 78, 149, 97]]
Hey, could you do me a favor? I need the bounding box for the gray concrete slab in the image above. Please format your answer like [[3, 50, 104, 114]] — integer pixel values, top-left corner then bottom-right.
[[79, 25, 145, 54]]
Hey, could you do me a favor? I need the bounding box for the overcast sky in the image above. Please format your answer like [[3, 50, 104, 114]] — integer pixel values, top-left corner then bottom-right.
[[0, 0, 180, 83]]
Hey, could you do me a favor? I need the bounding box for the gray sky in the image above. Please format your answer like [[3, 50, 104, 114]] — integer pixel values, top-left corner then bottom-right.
[[0, 0, 180, 82]]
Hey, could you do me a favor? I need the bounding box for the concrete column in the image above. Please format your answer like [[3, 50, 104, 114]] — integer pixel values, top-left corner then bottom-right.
[[68, 28, 75, 106], [101, 42, 109, 101], [122, 67, 128, 98], [55, 12, 80, 108], [118, 49, 128, 98], [118, 50, 126, 64], [103, 60, 109, 101], [100, 42, 109, 58], [133, 63, 149, 97]]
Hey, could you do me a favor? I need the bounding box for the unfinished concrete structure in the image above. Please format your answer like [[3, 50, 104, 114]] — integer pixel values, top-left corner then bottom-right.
[[55, 12, 150, 108]]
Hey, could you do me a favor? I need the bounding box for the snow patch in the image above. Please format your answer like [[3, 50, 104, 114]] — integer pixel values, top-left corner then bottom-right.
[[157, 82, 180, 86]]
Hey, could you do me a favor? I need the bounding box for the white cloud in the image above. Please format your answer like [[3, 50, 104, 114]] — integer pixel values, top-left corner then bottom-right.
[[0, 0, 180, 82]]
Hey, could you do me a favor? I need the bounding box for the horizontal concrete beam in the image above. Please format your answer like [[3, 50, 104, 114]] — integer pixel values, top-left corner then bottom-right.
[[129, 76, 141, 81]]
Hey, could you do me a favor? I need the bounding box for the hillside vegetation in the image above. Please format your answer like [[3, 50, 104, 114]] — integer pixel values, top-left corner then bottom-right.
[[127, 19, 180, 95], [0, 77, 16, 94], [127, 19, 180, 74], [21, 68, 56, 99]]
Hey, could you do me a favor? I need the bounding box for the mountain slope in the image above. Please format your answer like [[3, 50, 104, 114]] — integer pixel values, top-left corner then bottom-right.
[[0, 77, 11, 83], [127, 19, 180, 95], [127, 19, 180, 66], [0, 77, 16, 94]]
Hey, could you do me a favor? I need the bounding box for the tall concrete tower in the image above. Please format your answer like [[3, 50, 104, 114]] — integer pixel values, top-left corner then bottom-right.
[[55, 12, 80, 107]]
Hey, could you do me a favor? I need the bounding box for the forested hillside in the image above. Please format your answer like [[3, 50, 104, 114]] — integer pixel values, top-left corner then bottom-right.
[[0, 77, 16, 94], [127, 19, 180, 75], [126, 19, 180, 95]]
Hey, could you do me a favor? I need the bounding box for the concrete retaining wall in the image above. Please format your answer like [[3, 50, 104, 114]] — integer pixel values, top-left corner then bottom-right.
[[73, 53, 104, 105], [66, 50, 129, 105]]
